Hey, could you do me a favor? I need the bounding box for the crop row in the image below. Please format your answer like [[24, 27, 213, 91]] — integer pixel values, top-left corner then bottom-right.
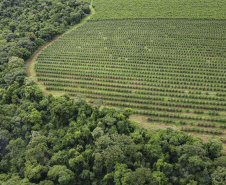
[[132, 109, 226, 123], [39, 52, 226, 68], [37, 72, 225, 92], [39, 78, 226, 111], [36, 62, 226, 79], [35, 64, 226, 81], [35, 66, 226, 89], [181, 127, 224, 135], [40, 78, 192, 94], [37, 59, 226, 75], [147, 118, 226, 130], [41, 76, 225, 102], [45, 86, 226, 124], [37, 66, 225, 89]]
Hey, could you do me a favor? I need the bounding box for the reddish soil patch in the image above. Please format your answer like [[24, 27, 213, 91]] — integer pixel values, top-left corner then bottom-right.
[[26, 35, 62, 77]]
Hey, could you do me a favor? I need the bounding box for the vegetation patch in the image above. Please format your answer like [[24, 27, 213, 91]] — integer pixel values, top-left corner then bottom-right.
[[91, 0, 226, 20], [34, 19, 226, 142]]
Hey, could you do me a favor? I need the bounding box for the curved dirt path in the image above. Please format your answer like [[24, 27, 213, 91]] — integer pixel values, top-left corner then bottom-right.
[[27, 0, 95, 77], [26, 35, 62, 77]]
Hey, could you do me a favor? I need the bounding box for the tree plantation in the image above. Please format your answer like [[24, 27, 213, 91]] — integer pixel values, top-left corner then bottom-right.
[[0, 0, 226, 184], [35, 19, 226, 143]]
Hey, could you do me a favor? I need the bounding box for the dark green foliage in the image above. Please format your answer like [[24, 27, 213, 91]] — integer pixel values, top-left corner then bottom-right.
[[0, 77, 224, 184], [0, 0, 90, 73], [6, 33, 17, 42]]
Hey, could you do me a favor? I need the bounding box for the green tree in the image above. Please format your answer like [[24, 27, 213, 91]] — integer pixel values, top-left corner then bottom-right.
[[205, 139, 223, 160], [24, 163, 48, 182], [26, 135, 49, 165], [29, 108, 43, 130], [8, 46, 31, 59], [3, 68, 27, 85], [214, 156, 226, 168], [9, 22, 17, 33], [48, 165, 75, 185], [122, 168, 152, 185], [6, 138, 25, 173], [8, 56, 24, 69], [6, 33, 17, 42], [211, 167, 226, 185], [49, 95, 76, 128], [22, 84, 43, 102]]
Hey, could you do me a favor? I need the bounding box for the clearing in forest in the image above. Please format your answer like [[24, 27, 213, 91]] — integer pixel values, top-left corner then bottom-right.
[[31, 0, 226, 144]]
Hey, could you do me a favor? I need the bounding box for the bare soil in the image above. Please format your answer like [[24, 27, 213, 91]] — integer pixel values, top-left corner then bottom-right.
[[26, 35, 62, 77]]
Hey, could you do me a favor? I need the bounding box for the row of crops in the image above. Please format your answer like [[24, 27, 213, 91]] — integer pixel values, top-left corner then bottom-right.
[[35, 19, 226, 139]]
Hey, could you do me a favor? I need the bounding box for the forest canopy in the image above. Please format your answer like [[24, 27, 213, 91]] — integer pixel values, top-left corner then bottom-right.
[[0, 84, 225, 184]]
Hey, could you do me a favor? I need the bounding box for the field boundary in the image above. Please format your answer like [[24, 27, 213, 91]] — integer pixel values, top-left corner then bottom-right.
[[27, 0, 95, 93]]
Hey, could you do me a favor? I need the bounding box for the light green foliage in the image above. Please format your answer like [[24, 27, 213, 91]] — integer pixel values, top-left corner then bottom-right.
[[1, 175, 22, 185], [69, 154, 87, 173], [49, 95, 76, 127], [1, 175, 36, 185], [24, 164, 48, 181], [48, 165, 75, 185], [92, 127, 104, 139], [150, 171, 169, 185], [214, 156, 226, 167], [39, 180, 54, 185], [114, 163, 131, 185], [122, 168, 153, 185], [7, 56, 24, 70], [2, 81, 20, 103], [6, 138, 25, 172], [211, 167, 226, 185], [0, 51, 8, 64], [29, 109, 43, 130], [51, 150, 68, 165], [154, 159, 173, 177], [8, 46, 31, 59], [26, 135, 49, 165], [3, 68, 27, 85], [22, 84, 43, 102], [92, 0, 226, 20]]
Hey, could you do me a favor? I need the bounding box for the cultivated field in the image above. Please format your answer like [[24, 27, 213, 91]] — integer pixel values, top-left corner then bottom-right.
[[91, 0, 226, 20], [30, 0, 226, 145], [34, 19, 226, 142]]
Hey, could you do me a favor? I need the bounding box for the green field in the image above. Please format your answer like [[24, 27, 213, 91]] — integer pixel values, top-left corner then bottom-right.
[[92, 0, 226, 20], [34, 19, 226, 142], [31, 0, 226, 144]]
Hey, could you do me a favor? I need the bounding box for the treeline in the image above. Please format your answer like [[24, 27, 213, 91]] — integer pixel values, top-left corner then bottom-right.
[[0, 0, 90, 86], [0, 0, 225, 184]]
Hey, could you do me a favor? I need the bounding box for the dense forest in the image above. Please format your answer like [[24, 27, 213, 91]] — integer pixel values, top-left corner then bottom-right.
[[0, 0, 226, 184]]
